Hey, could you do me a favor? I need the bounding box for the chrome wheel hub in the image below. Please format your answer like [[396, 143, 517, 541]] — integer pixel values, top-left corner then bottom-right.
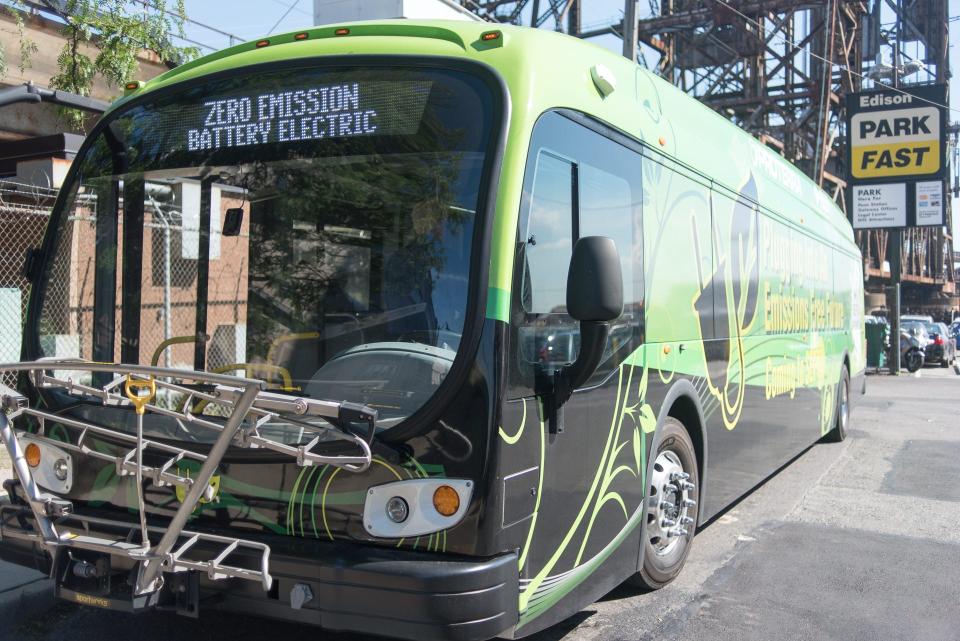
[[646, 450, 695, 556]]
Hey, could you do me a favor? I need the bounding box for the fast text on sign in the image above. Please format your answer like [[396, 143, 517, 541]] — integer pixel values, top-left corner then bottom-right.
[[850, 105, 940, 179]]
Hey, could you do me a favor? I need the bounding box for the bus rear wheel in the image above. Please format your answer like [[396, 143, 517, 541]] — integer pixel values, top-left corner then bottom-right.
[[823, 366, 849, 443], [630, 417, 699, 590]]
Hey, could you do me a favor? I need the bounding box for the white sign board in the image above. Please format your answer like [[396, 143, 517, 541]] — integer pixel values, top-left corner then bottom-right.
[[914, 181, 944, 227], [852, 183, 906, 229]]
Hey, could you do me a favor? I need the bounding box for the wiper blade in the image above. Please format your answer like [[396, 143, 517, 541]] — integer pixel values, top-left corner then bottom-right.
[[216, 388, 378, 444]]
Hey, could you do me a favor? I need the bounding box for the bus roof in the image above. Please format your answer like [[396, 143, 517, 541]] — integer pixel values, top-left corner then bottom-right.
[[115, 19, 855, 249]]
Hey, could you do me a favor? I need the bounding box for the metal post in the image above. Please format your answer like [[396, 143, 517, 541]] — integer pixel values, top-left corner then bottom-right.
[[888, 265, 900, 374], [888, 0, 902, 374], [622, 0, 638, 62]]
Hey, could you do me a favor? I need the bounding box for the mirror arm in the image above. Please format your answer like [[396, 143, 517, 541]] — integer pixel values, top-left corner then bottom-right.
[[538, 321, 611, 435], [564, 321, 610, 392]]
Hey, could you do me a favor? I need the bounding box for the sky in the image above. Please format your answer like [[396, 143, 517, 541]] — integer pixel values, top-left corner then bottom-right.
[[174, 0, 959, 242]]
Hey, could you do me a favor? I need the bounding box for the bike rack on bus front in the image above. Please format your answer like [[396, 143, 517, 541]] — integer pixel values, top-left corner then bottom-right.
[[0, 359, 377, 601]]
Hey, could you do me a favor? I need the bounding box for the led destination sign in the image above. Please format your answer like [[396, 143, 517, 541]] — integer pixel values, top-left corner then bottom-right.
[[183, 79, 431, 152]]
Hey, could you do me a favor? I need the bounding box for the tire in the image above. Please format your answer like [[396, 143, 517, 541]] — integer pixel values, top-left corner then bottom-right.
[[823, 366, 849, 443], [905, 350, 924, 373], [629, 417, 699, 590]]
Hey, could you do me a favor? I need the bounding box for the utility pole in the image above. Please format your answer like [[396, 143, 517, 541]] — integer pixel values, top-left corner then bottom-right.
[[622, 0, 638, 62], [888, 1, 902, 375]]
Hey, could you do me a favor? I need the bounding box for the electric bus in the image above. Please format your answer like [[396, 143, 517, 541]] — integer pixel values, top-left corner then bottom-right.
[[0, 20, 865, 640]]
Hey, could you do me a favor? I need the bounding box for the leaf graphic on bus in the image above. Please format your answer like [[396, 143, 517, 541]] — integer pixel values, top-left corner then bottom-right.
[[730, 176, 759, 331], [692, 174, 760, 430], [632, 427, 642, 475]]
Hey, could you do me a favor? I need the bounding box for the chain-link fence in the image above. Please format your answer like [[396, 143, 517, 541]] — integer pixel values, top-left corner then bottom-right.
[[32, 182, 252, 385], [0, 181, 57, 386]]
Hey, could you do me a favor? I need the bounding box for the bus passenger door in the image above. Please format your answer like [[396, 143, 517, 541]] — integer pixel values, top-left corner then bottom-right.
[[500, 111, 646, 625]]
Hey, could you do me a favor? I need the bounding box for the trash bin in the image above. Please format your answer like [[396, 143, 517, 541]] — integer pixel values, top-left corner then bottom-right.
[[865, 318, 889, 370]]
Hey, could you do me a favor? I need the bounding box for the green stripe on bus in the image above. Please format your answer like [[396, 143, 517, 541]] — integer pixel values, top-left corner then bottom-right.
[[486, 286, 510, 322]]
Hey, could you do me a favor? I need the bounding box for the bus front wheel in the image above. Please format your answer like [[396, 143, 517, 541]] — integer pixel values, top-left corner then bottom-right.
[[630, 417, 699, 590]]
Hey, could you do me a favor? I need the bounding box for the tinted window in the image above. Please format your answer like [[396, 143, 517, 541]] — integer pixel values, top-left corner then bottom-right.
[[34, 65, 497, 435]]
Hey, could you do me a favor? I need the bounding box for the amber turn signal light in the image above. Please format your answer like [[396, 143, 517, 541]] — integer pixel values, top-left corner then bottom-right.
[[25, 443, 41, 468], [432, 485, 460, 517]]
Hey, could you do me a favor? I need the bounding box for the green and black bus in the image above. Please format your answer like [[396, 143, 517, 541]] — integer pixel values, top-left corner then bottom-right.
[[0, 20, 865, 640]]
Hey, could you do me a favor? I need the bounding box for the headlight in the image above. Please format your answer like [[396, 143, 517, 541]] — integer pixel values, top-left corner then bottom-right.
[[363, 479, 473, 538], [385, 497, 409, 523], [53, 458, 69, 482], [17, 436, 72, 494]]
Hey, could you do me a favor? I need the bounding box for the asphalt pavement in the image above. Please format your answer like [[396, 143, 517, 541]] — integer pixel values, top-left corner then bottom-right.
[[2, 366, 959, 641]]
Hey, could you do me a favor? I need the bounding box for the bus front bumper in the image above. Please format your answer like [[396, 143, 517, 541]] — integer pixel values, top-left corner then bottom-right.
[[0, 498, 518, 641]]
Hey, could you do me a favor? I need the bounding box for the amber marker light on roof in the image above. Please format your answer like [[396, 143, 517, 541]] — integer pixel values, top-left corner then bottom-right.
[[294, 32, 309, 40], [25, 443, 41, 468], [432, 485, 460, 517], [255, 39, 270, 48], [481, 30, 501, 41], [125, 81, 139, 91], [334, 28, 350, 36]]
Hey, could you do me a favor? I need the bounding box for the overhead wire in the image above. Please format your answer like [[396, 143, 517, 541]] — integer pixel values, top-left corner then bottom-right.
[[267, 0, 304, 35], [266, 0, 311, 17]]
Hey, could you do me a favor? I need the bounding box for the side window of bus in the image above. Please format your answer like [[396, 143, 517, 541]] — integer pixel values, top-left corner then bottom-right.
[[511, 111, 643, 397]]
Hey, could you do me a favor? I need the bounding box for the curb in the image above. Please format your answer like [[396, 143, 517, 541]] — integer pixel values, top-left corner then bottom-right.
[[0, 577, 56, 632]]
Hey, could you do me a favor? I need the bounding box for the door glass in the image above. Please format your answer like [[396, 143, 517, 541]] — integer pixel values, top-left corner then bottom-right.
[[521, 151, 575, 315], [510, 112, 643, 397]]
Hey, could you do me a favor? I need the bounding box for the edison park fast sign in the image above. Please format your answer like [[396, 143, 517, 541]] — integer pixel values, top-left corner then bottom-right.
[[845, 84, 947, 230]]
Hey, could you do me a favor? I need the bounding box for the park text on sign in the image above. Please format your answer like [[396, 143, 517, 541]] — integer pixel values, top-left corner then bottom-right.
[[851, 102, 940, 179], [187, 83, 378, 151], [846, 85, 946, 182], [852, 183, 906, 229]]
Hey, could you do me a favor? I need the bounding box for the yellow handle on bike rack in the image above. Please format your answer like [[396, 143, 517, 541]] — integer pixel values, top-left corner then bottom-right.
[[125, 375, 156, 416]]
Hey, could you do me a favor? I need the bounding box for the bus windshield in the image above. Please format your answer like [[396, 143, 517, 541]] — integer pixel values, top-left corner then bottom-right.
[[32, 63, 497, 431]]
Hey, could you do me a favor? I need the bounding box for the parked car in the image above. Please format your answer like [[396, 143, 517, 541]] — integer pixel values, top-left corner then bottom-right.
[[922, 321, 957, 367], [902, 314, 934, 323]]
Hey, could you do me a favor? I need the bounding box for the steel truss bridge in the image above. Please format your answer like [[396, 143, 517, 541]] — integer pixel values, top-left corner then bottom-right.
[[457, 0, 956, 315]]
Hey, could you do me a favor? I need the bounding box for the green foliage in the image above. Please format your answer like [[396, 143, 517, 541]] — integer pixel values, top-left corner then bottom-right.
[[0, 1, 36, 78], [1, 0, 198, 130]]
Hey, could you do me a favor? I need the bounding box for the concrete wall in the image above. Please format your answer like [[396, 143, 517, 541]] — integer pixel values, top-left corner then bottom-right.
[[0, 11, 170, 140]]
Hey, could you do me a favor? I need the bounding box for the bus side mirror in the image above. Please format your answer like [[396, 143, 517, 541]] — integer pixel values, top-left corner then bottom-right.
[[567, 236, 623, 323], [538, 236, 623, 434]]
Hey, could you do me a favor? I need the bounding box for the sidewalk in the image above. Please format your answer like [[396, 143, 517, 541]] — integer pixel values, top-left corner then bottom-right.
[[0, 450, 56, 630]]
